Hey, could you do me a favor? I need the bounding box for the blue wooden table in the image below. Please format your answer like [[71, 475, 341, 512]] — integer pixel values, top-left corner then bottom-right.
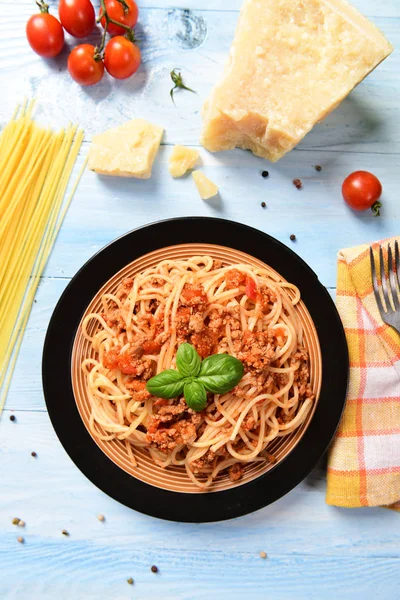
[[1, 1, 399, 597]]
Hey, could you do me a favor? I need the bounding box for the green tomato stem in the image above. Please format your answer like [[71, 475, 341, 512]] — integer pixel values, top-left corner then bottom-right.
[[371, 200, 382, 217], [36, 0, 49, 13], [170, 69, 196, 103]]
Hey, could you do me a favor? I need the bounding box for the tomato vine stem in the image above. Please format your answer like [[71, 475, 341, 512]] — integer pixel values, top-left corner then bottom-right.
[[95, 0, 135, 60]]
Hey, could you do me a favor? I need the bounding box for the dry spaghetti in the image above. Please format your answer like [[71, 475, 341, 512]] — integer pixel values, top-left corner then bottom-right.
[[0, 101, 85, 416], [81, 256, 315, 488]]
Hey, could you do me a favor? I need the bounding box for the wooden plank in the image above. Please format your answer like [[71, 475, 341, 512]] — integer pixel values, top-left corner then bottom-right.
[[3, 0, 400, 18], [0, 539, 399, 600], [40, 148, 400, 286], [0, 6, 398, 155], [1, 411, 400, 565], [1, 1, 400, 595], [5, 277, 69, 412]]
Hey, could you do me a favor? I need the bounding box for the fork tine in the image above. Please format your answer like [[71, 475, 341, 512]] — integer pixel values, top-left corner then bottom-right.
[[395, 241, 400, 288], [370, 246, 386, 316], [379, 245, 392, 313], [388, 244, 400, 310]]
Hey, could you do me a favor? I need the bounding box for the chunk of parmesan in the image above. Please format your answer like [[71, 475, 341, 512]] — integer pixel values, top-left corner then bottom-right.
[[201, 0, 393, 162], [169, 145, 200, 178], [192, 171, 219, 200], [88, 119, 164, 179]]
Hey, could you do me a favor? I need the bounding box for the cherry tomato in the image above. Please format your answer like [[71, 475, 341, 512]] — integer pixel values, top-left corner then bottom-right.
[[26, 9, 64, 58], [100, 0, 139, 36], [104, 37, 141, 80], [342, 171, 383, 215], [59, 0, 95, 38], [245, 276, 258, 301], [68, 44, 104, 86]]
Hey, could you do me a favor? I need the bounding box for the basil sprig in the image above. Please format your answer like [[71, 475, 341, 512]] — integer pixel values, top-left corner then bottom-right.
[[146, 343, 244, 412]]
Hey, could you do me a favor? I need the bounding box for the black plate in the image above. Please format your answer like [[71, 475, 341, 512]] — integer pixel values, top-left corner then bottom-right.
[[43, 217, 348, 522]]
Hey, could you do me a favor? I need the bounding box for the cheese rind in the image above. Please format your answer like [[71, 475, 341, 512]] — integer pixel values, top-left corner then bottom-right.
[[192, 171, 219, 200], [88, 119, 164, 179], [169, 145, 200, 178], [201, 0, 393, 162]]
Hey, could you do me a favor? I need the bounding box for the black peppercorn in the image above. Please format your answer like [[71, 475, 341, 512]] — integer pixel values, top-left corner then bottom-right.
[[293, 179, 302, 189]]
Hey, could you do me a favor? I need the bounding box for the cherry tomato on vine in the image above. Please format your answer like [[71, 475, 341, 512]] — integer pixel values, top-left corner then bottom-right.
[[100, 0, 139, 36], [59, 0, 95, 38], [68, 44, 104, 86], [342, 171, 383, 216], [104, 37, 141, 80], [26, 3, 64, 58]]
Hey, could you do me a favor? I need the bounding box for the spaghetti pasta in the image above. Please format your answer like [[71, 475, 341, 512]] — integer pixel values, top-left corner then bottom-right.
[[81, 256, 316, 489], [0, 101, 85, 416]]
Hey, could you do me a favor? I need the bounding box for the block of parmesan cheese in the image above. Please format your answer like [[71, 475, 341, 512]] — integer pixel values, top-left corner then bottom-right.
[[201, 0, 393, 162], [88, 119, 164, 179], [169, 145, 200, 178], [192, 171, 219, 200]]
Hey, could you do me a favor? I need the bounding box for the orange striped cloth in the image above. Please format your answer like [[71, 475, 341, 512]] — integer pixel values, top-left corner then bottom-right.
[[326, 238, 400, 510]]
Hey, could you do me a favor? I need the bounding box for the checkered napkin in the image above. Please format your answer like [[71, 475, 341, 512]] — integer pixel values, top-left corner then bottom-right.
[[326, 238, 400, 510]]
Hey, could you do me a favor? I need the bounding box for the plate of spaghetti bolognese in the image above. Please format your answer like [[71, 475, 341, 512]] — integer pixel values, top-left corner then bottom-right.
[[43, 217, 348, 522]]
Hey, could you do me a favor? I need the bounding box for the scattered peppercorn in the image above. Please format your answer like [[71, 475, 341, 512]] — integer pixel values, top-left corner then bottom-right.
[[31, 451, 37, 457], [293, 178, 302, 189], [259, 551, 267, 559], [12, 518, 20, 525], [261, 202, 266, 208], [290, 234, 296, 241], [9, 415, 16, 422], [315, 165, 322, 172], [151, 565, 159, 573], [18, 520, 25, 528], [17, 536, 24, 544], [127, 578, 134, 585], [97, 514, 105, 522], [61, 530, 69, 536], [261, 171, 269, 178]]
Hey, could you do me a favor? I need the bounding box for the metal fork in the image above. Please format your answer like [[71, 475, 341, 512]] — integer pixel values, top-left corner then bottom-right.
[[369, 241, 400, 334]]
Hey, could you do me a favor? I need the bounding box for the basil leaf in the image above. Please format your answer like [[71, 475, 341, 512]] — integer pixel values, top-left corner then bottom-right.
[[198, 354, 244, 394], [184, 380, 207, 412], [146, 369, 186, 399], [176, 343, 201, 377]]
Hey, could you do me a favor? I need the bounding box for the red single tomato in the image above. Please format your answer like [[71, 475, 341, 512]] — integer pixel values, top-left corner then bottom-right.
[[342, 171, 383, 215], [26, 9, 64, 58], [100, 0, 139, 36], [59, 0, 95, 38], [68, 44, 104, 86], [245, 276, 258, 301], [104, 36, 141, 80]]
